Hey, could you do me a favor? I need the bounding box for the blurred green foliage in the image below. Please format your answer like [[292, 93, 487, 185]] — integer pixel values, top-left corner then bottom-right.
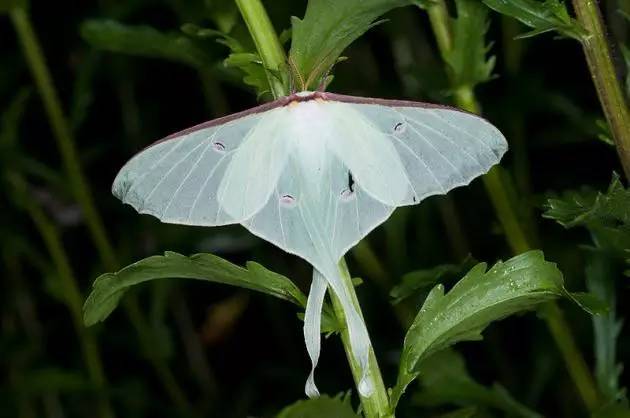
[[1, 0, 629, 417]]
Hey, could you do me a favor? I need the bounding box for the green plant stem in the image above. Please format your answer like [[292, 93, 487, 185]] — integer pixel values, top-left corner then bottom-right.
[[422, 0, 600, 411], [426, 0, 452, 57], [481, 166, 531, 254], [331, 259, 393, 418], [572, 0, 630, 178], [235, 0, 288, 98], [10, 8, 117, 269], [10, 7, 191, 410], [543, 303, 600, 410], [455, 81, 532, 258], [20, 188, 114, 418]]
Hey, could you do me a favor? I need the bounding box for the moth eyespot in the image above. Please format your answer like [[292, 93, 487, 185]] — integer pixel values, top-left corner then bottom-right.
[[340, 188, 355, 200], [280, 194, 296, 206], [213, 141, 226, 153], [393, 121, 406, 134]]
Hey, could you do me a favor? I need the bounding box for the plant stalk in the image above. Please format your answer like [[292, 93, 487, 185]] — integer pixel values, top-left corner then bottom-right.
[[235, 0, 288, 98], [422, 0, 600, 410], [331, 259, 393, 418], [543, 303, 600, 410], [426, 0, 452, 57], [10, 8, 117, 269], [572, 0, 630, 178], [20, 187, 114, 418], [10, 7, 191, 410]]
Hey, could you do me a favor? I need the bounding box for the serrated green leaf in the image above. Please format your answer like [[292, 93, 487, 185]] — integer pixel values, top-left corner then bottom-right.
[[482, 0, 586, 41], [390, 257, 475, 304], [223, 52, 270, 97], [414, 349, 543, 418], [81, 19, 213, 69], [544, 174, 630, 228], [289, 0, 411, 90], [445, 0, 496, 89], [180, 22, 272, 98], [276, 394, 359, 418], [391, 250, 565, 406], [83, 251, 306, 326], [546, 175, 630, 402]]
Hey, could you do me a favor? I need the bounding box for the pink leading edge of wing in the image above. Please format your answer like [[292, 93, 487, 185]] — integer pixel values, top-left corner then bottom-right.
[[119, 91, 477, 160]]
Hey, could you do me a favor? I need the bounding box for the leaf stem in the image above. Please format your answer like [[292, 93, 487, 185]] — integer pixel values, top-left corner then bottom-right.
[[9, 7, 191, 410], [331, 259, 393, 418], [422, 0, 600, 411], [572, 0, 630, 178], [235, 0, 288, 98]]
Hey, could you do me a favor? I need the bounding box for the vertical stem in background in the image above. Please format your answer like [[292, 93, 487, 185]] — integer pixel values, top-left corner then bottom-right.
[[422, 0, 600, 411], [543, 303, 600, 409], [10, 8, 117, 269], [481, 166, 531, 254], [572, 0, 630, 179], [235, 0, 288, 98], [9, 7, 191, 410], [426, 1, 453, 57], [17, 185, 114, 418], [330, 260, 393, 418]]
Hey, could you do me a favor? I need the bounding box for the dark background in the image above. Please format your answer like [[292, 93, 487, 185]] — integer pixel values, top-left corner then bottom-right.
[[1, 1, 628, 417]]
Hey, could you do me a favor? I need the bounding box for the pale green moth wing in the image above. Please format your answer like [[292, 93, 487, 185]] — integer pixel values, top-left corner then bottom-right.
[[324, 94, 507, 207], [112, 91, 508, 399], [113, 103, 292, 225], [113, 92, 507, 252]]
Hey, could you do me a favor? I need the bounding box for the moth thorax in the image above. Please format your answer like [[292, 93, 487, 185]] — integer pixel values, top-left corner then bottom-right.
[[295, 90, 315, 98], [289, 101, 332, 192]]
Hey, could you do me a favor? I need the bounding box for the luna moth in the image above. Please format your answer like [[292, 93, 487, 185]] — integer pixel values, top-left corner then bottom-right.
[[112, 91, 507, 398]]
